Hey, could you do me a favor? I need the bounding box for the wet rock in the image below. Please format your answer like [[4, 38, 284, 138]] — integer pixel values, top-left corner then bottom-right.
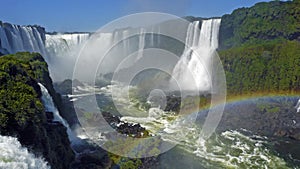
[[45, 111, 54, 122], [164, 96, 181, 113], [73, 150, 112, 169]]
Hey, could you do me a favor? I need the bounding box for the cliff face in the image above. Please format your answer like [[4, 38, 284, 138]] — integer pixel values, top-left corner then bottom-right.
[[0, 52, 75, 169]]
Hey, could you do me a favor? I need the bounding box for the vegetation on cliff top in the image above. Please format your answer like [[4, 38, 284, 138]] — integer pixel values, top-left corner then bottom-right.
[[0, 52, 47, 131], [220, 40, 300, 95], [219, 0, 300, 49], [219, 0, 300, 96]]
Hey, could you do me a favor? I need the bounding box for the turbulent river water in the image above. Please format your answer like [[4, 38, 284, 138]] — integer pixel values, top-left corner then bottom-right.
[[69, 84, 300, 169], [0, 135, 50, 169]]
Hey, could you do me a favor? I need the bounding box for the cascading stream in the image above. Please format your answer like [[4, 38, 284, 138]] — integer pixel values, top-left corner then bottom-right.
[[38, 83, 77, 144]]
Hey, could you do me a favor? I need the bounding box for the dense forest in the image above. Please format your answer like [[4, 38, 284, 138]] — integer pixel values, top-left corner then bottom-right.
[[220, 41, 300, 95], [218, 0, 300, 96], [219, 0, 300, 49]]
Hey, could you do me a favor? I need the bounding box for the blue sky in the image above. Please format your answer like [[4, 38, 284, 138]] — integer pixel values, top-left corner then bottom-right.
[[0, 0, 270, 32]]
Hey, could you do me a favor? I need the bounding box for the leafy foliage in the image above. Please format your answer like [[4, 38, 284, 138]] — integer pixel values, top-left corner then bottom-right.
[[220, 40, 300, 95], [0, 52, 47, 132], [218, 0, 300, 96], [219, 0, 300, 49]]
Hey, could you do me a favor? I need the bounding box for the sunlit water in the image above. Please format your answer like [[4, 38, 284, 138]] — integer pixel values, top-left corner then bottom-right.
[[70, 84, 299, 169], [0, 135, 50, 169]]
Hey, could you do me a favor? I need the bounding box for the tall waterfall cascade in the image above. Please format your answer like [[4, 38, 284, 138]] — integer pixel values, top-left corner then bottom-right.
[[44, 33, 90, 80], [38, 83, 76, 143], [295, 99, 300, 113], [0, 24, 46, 55], [0, 135, 50, 169], [170, 19, 221, 92], [44, 28, 158, 80], [0, 21, 164, 81], [73, 26, 162, 82], [107, 26, 159, 67], [0, 19, 221, 84], [0, 21, 91, 80], [45, 33, 90, 58]]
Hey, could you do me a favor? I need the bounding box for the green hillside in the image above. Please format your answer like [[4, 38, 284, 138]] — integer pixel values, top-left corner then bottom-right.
[[219, 0, 300, 96]]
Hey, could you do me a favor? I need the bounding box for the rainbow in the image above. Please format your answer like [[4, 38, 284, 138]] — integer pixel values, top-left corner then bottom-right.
[[178, 91, 300, 116], [107, 91, 300, 166], [225, 91, 300, 105]]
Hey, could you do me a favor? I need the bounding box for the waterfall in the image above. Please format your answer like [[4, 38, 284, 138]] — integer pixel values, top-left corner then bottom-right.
[[0, 135, 50, 169], [45, 33, 90, 81], [0, 26, 11, 53], [150, 26, 155, 47], [38, 83, 76, 143], [83, 27, 159, 77], [0, 24, 46, 55], [111, 27, 147, 62], [136, 28, 146, 61], [170, 19, 221, 92], [0, 22, 90, 81], [45, 33, 89, 57], [295, 99, 300, 113]]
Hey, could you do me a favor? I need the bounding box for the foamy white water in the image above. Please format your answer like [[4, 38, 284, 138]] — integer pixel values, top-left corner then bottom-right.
[[171, 19, 221, 92], [122, 111, 289, 168], [0, 135, 49, 169], [68, 82, 291, 168], [295, 99, 300, 113]]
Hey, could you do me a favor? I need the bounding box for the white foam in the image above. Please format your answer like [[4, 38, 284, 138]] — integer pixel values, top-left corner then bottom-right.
[[170, 19, 221, 92], [0, 135, 49, 169]]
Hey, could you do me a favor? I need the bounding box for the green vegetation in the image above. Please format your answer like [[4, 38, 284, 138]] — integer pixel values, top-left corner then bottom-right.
[[219, 0, 300, 96], [109, 153, 143, 169], [257, 103, 280, 113], [0, 157, 13, 163], [219, 0, 300, 49], [129, 87, 151, 111], [0, 52, 46, 132], [106, 136, 160, 169], [220, 40, 300, 95]]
